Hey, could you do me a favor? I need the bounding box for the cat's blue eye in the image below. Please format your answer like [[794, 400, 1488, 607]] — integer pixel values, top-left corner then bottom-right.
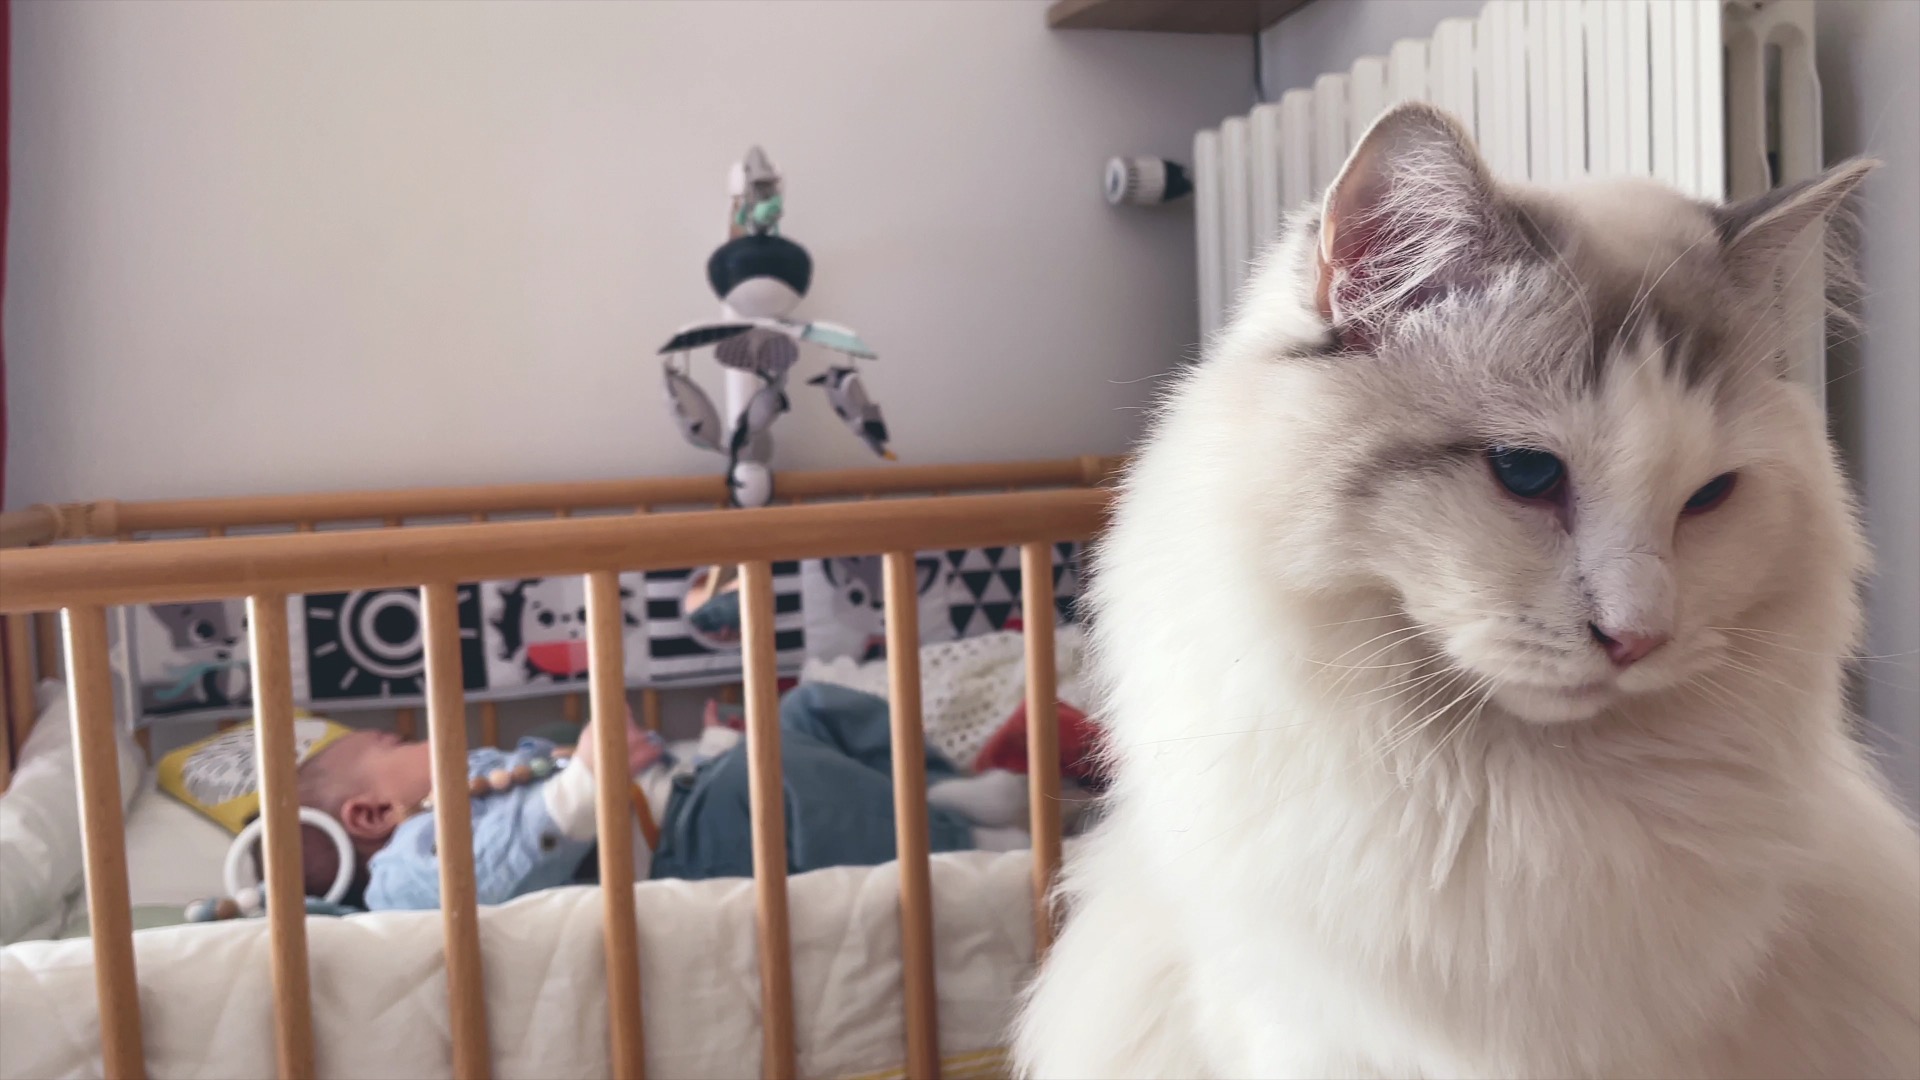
[[1683, 472, 1737, 514], [1487, 447, 1566, 502]]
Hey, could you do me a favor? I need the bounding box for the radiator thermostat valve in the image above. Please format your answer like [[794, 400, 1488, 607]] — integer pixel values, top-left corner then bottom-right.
[[1104, 156, 1193, 206]]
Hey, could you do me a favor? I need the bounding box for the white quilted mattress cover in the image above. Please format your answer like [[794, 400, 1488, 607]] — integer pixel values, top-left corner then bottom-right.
[[0, 849, 1038, 1079]]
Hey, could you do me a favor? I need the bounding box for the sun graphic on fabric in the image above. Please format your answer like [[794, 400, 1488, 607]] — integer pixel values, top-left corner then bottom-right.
[[306, 586, 481, 697]]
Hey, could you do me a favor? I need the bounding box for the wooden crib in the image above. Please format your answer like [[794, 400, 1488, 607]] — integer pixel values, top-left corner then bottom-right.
[[0, 455, 1118, 1080]]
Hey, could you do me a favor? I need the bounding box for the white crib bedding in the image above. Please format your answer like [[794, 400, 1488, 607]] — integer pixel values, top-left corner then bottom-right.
[[0, 683, 147, 947], [5, 769, 302, 945], [0, 848, 1039, 1079]]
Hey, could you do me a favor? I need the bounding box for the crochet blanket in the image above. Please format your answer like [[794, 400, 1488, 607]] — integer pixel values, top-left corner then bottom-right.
[[802, 626, 1094, 771]]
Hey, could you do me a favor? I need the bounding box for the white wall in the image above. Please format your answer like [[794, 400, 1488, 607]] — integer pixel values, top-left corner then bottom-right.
[[1261, 0, 1919, 809], [1256, 0, 1483, 96], [4, 0, 1251, 506], [1817, 0, 1920, 812]]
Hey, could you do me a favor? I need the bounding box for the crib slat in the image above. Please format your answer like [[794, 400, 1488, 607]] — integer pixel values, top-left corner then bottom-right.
[[739, 560, 797, 1080], [35, 610, 61, 680], [1020, 543, 1064, 958], [1, 615, 28, 792], [1, 683, 11, 793], [587, 570, 648, 1080], [247, 594, 317, 1080], [479, 700, 501, 748], [882, 552, 941, 1080], [0, 680, 10, 791], [640, 687, 662, 732], [563, 693, 584, 725], [421, 582, 493, 1080], [5, 614, 35, 750], [64, 605, 147, 1079], [395, 707, 418, 741]]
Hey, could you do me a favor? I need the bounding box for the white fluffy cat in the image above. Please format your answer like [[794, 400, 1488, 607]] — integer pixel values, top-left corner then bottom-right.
[[1015, 103, 1920, 1078]]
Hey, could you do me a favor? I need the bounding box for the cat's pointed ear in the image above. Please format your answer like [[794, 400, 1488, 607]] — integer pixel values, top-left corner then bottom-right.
[[1714, 158, 1877, 290], [1315, 103, 1499, 345]]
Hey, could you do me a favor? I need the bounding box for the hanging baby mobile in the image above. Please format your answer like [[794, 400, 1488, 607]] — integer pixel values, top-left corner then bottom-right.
[[658, 146, 895, 509]]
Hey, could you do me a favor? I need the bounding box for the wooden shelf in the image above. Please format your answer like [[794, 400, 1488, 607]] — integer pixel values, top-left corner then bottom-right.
[[1046, 0, 1313, 35]]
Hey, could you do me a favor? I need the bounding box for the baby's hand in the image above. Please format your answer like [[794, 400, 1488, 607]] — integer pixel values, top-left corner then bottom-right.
[[625, 718, 665, 776], [576, 705, 664, 778]]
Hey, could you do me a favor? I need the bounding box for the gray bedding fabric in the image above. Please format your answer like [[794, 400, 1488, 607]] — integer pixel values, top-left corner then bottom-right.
[[54, 903, 190, 941]]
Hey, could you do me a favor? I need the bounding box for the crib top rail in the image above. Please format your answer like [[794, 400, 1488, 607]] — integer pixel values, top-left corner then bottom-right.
[[0, 487, 1111, 614], [0, 455, 1122, 547]]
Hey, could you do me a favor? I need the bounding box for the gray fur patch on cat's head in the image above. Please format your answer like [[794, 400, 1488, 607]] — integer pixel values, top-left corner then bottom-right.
[[1299, 102, 1873, 401]]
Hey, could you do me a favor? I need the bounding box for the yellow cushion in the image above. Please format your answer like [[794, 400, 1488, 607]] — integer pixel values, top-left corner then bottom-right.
[[154, 712, 352, 834]]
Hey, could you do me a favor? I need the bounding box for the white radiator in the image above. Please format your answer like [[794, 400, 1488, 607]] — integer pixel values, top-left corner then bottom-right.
[[1195, 0, 1829, 398]]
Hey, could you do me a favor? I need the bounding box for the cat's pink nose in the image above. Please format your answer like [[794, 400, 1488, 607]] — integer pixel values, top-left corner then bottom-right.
[[1589, 624, 1669, 667]]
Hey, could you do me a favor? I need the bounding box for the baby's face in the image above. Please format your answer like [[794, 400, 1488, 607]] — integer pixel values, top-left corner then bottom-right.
[[318, 729, 435, 811]]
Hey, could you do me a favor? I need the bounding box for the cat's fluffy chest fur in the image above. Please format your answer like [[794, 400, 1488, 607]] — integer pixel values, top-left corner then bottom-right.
[[1014, 106, 1919, 1079]]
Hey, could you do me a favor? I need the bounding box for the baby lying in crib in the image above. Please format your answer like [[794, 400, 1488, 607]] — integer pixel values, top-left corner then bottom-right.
[[294, 705, 661, 910], [294, 683, 1032, 909]]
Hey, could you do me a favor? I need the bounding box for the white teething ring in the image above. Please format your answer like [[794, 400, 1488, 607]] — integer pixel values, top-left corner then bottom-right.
[[224, 807, 355, 906]]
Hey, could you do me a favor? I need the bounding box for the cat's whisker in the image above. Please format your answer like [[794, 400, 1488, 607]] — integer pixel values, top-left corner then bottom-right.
[[1379, 660, 1470, 720], [1110, 718, 1322, 749], [1687, 672, 1751, 718], [1318, 627, 1444, 699], [1373, 668, 1481, 762], [1318, 621, 1436, 669], [1370, 697, 1451, 761], [1304, 610, 1411, 631], [1387, 673, 1491, 779], [1717, 648, 1904, 697], [1706, 624, 1809, 640], [1722, 221, 1855, 382], [1336, 667, 1455, 719], [1513, 202, 1597, 362], [1106, 371, 1180, 387], [1352, 658, 1456, 706], [1315, 637, 1427, 689], [1711, 659, 1809, 698], [1309, 655, 1434, 673], [1407, 677, 1496, 787], [1621, 228, 1719, 381], [1640, 321, 1694, 381], [1713, 626, 1916, 664], [1306, 630, 1439, 669], [1359, 650, 1460, 711]]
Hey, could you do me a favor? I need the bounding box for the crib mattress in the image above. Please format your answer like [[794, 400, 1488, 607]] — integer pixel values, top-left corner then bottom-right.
[[0, 849, 1037, 1080]]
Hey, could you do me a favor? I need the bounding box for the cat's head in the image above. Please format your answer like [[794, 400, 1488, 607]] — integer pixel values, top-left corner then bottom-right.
[[1220, 103, 1871, 726]]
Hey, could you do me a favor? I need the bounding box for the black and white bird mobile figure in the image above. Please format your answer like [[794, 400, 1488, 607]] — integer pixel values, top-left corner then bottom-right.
[[807, 366, 894, 461], [662, 365, 724, 454], [656, 146, 895, 508]]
